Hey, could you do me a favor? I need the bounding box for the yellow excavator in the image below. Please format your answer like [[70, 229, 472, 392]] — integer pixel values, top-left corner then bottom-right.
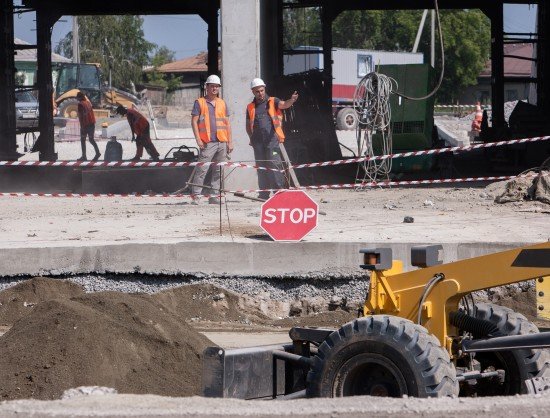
[[53, 63, 139, 118], [202, 242, 550, 399]]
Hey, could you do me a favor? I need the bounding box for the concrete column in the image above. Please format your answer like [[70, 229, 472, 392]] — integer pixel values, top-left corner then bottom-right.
[[36, 10, 57, 161], [206, 6, 219, 76], [490, 4, 504, 130], [220, 0, 259, 191], [0, 0, 18, 160], [537, 2, 548, 112]]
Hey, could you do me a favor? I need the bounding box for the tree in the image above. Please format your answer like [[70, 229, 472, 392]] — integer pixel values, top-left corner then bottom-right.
[[144, 46, 183, 92], [285, 8, 491, 102], [55, 16, 155, 89]]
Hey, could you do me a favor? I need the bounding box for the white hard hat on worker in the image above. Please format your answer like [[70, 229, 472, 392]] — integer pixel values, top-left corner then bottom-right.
[[205, 74, 221, 86], [250, 78, 266, 89]]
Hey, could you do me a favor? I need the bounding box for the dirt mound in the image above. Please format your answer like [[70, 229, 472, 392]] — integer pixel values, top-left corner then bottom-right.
[[0, 291, 212, 400], [153, 283, 271, 323], [0, 278, 84, 326], [273, 309, 358, 329]]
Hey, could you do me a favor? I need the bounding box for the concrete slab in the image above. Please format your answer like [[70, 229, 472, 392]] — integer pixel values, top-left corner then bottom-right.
[[0, 184, 548, 277]]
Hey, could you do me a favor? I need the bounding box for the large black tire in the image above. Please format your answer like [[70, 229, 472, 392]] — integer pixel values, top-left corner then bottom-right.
[[58, 98, 79, 119], [335, 108, 358, 131], [306, 315, 459, 398], [465, 303, 550, 396]]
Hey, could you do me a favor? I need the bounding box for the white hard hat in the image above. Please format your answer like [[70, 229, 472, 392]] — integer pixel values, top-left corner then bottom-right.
[[205, 74, 221, 86], [250, 78, 266, 89]]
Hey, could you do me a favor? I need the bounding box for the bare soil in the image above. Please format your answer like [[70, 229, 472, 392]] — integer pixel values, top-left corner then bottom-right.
[[2, 276, 549, 402], [0, 281, 212, 400]]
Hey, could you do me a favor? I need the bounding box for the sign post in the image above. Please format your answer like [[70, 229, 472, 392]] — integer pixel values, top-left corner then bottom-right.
[[260, 190, 319, 242]]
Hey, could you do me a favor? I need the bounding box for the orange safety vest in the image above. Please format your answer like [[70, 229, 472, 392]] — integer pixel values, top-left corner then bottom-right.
[[247, 97, 285, 142], [197, 97, 229, 143], [126, 108, 149, 137]]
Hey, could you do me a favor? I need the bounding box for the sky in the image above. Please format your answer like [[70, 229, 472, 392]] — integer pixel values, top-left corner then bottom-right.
[[13, 4, 538, 62]]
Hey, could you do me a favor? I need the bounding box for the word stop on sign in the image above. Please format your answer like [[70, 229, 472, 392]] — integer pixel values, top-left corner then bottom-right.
[[260, 190, 319, 242], [262, 207, 317, 224]]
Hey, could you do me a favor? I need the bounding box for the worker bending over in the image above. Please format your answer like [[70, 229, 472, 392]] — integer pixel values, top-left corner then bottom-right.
[[116, 105, 160, 161], [190, 74, 233, 205], [246, 78, 298, 199], [76, 92, 101, 161]]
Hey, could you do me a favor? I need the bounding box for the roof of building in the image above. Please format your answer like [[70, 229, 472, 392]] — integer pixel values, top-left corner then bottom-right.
[[14, 38, 71, 63], [155, 51, 220, 74], [479, 43, 534, 78]]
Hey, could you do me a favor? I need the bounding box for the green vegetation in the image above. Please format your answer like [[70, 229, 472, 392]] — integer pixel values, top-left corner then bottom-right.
[[55, 16, 177, 91], [144, 46, 183, 92], [284, 8, 491, 102]]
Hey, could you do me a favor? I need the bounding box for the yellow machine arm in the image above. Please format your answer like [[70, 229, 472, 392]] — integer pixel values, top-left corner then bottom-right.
[[363, 242, 550, 352]]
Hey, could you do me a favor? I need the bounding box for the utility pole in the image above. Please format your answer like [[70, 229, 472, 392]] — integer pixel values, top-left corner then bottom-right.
[[412, 10, 428, 53], [72, 16, 80, 63]]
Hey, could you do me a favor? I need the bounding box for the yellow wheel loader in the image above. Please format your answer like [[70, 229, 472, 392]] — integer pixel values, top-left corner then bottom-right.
[[202, 242, 550, 399], [54, 63, 139, 118]]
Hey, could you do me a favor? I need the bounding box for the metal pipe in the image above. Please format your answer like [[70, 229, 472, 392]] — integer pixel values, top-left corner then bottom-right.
[[273, 350, 313, 368], [463, 332, 550, 353]]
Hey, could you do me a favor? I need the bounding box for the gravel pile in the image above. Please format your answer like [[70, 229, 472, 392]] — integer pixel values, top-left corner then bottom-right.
[[0, 274, 371, 304]]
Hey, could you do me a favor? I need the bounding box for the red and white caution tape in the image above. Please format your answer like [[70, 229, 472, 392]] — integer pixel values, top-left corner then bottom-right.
[[290, 134, 550, 170], [0, 159, 278, 172], [434, 104, 491, 109], [3, 172, 542, 198], [6, 134, 550, 172], [0, 192, 219, 198]]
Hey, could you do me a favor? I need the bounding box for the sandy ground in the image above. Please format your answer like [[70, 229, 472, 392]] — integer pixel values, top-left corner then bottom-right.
[[0, 183, 548, 248], [2, 125, 550, 416], [3, 393, 550, 417]]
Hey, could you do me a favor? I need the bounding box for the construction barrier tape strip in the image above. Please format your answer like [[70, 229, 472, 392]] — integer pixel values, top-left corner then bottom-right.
[[6, 134, 550, 172], [0, 160, 278, 172], [1, 172, 545, 198], [290, 135, 550, 169], [434, 104, 491, 108]]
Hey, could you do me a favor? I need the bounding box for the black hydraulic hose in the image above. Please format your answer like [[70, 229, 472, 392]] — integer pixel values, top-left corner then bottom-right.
[[449, 310, 502, 338]]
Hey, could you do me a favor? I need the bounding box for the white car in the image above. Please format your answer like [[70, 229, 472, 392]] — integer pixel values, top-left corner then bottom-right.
[[15, 90, 39, 131]]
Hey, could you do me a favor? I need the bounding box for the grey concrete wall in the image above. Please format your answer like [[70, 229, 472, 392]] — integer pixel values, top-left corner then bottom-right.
[[0, 241, 529, 278], [221, 0, 259, 191]]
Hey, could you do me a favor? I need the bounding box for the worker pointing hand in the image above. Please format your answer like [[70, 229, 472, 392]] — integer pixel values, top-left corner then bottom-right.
[[246, 78, 295, 200]]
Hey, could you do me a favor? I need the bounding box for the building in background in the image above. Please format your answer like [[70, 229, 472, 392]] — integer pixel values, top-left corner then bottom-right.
[[143, 51, 221, 108], [15, 38, 70, 87], [460, 43, 536, 105]]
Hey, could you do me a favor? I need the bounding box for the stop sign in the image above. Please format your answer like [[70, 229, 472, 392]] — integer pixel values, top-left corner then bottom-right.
[[260, 190, 319, 242]]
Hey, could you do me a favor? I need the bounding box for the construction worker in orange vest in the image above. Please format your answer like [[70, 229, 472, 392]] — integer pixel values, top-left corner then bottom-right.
[[76, 91, 101, 161], [116, 105, 160, 161], [471, 101, 483, 132], [190, 74, 233, 205], [246, 78, 298, 200]]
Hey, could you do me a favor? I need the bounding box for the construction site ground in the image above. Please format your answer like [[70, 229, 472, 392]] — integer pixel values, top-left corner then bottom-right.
[[2, 129, 550, 415]]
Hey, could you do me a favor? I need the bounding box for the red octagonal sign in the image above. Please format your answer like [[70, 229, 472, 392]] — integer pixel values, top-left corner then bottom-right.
[[260, 190, 319, 242]]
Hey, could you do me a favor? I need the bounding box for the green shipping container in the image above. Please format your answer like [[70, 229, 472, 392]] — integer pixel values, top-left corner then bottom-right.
[[372, 64, 436, 172]]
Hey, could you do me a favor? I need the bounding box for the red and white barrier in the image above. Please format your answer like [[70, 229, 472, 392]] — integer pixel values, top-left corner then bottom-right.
[[2, 133, 548, 198], [290, 135, 550, 169], [1, 172, 544, 198], [6, 134, 550, 172]]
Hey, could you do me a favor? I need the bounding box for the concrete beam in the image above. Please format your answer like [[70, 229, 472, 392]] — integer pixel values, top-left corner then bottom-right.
[[0, 241, 529, 278]]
